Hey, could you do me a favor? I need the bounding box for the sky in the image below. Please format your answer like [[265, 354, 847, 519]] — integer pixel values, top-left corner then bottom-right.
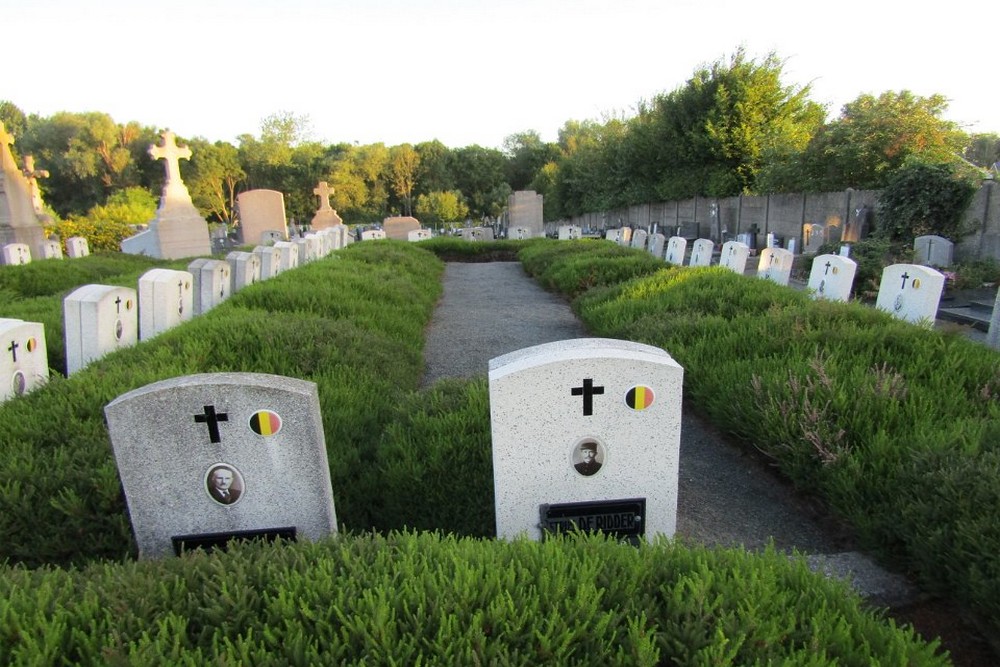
[[3, 0, 996, 150]]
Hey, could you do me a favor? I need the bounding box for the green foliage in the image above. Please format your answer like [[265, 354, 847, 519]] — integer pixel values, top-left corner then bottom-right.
[[0, 532, 947, 665], [950, 257, 1000, 290], [519, 239, 665, 297], [46, 186, 157, 253], [414, 189, 469, 224], [875, 162, 978, 243]]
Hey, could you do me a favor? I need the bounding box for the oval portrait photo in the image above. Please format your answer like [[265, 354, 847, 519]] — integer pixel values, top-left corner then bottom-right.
[[205, 463, 245, 505], [572, 438, 604, 477]]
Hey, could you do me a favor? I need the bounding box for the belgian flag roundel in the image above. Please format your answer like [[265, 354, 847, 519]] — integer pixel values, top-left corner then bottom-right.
[[625, 386, 655, 411], [249, 410, 282, 436]]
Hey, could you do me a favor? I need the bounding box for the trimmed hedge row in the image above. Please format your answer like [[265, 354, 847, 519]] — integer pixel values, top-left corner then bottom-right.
[[0, 531, 946, 665], [519, 239, 1000, 637]]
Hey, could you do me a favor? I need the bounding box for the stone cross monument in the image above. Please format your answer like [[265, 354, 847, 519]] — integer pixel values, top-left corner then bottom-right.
[[21, 155, 50, 219], [309, 180, 343, 231], [0, 121, 47, 256]]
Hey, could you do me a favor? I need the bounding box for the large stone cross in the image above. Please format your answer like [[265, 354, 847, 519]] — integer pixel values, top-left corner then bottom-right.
[[22, 155, 50, 214], [149, 130, 191, 187], [313, 181, 334, 211]]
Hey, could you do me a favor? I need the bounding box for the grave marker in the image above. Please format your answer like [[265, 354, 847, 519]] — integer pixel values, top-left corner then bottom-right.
[[138, 269, 194, 339], [40, 239, 63, 259], [647, 233, 666, 259], [689, 239, 714, 267], [875, 264, 945, 326], [187, 258, 231, 314], [408, 229, 432, 242], [489, 338, 683, 542], [65, 236, 90, 258], [236, 189, 288, 245], [309, 181, 343, 231], [619, 227, 632, 247], [227, 251, 261, 292], [253, 245, 282, 280], [665, 236, 687, 265], [631, 229, 648, 251], [104, 372, 338, 558], [383, 216, 421, 241], [0, 318, 48, 401], [273, 241, 300, 271], [719, 241, 750, 274], [913, 235, 954, 268], [558, 225, 581, 240], [757, 247, 794, 286], [806, 254, 857, 302], [510, 226, 534, 240], [64, 285, 138, 374], [2, 243, 31, 265], [361, 229, 387, 241]]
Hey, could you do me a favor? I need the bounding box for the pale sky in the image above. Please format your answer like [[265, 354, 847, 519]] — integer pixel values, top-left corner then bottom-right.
[[3, 0, 996, 150]]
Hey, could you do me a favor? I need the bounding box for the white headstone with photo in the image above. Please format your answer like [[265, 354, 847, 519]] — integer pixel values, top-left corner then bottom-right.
[[0, 318, 48, 402], [65, 236, 90, 258], [875, 264, 945, 326], [104, 372, 338, 559], [665, 236, 687, 265], [605, 229, 622, 244], [719, 241, 750, 274], [138, 268, 194, 340], [187, 259, 231, 314], [64, 285, 138, 375], [806, 254, 857, 302], [688, 239, 714, 267], [510, 226, 534, 240], [226, 251, 261, 292], [647, 233, 665, 259], [558, 225, 581, 240], [913, 235, 954, 268], [757, 247, 794, 286], [408, 229, 432, 242], [459, 227, 493, 242], [2, 243, 31, 265], [361, 229, 387, 241], [273, 241, 300, 271], [40, 239, 63, 260], [253, 245, 282, 280], [489, 338, 684, 543]]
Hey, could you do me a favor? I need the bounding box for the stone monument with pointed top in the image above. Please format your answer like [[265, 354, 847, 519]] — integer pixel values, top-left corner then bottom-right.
[[309, 181, 343, 231], [121, 130, 211, 259], [0, 122, 48, 257]]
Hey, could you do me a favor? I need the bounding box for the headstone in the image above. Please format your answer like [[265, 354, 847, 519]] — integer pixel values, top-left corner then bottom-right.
[[806, 254, 857, 302], [309, 181, 343, 231], [630, 229, 648, 251], [408, 229, 432, 242], [39, 239, 63, 260], [510, 226, 535, 240], [460, 227, 493, 242], [766, 232, 776, 248], [63, 285, 138, 375], [236, 190, 288, 246], [0, 122, 47, 256], [757, 247, 794, 286], [383, 216, 421, 241], [187, 258, 231, 314], [294, 237, 313, 264], [261, 230, 285, 245], [665, 236, 687, 265], [104, 372, 338, 558], [647, 233, 666, 259], [619, 227, 632, 247], [226, 251, 261, 292], [361, 229, 387, 241], [718, 241, 750, 274], [253, 245, 282, 280], [786, 238, 797, 255], [0, 318, 48, 402], [273, 241, 300, 271], [875, 264, 945, 326], [121, 131, 211, 259], [839, 245, 851, 258], [558, 225, 581, 240], [802, 223, 827, 254], [688, 239, 714, 267], [489, 338, 684, 542], [2, 243, 31, 265], [507, 191, 544, 238], [913, 235, 954, 268], [138, 268, 194, 340], [65, 236, 90, 258], [605, 229, 622, 244]]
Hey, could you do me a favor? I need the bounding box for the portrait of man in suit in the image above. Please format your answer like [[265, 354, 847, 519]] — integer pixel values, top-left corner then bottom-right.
[[574, 440, 603, 476], [206, 464, 243, 505]]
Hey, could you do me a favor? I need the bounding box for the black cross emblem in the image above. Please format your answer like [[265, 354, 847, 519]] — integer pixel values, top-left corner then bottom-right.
[[824, 261, 832, 275], [571, 379, 605, 416], [115, 296, 123, 313], [900, 272, 910, 290], [7, 340, 18, 362], [194, 405, 229, 443]]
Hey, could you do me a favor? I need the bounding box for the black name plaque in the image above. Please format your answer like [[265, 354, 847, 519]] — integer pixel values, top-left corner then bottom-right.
[[539, 498, 645, 544]]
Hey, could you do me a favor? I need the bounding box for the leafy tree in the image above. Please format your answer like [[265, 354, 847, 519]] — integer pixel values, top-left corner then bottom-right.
[[449, 145, 509, 218], [502, 130, 561, 191], [50, 186, 157, 252], [389, 144, 420, 216], [874, 161, 977, 243], [186, 139, 245, 226], [764, 90, 968, 192], [964, 133, 1000, 170], [414, 190, 469, 224], [0, 100, 27, 140], [414, 140, 455, 196]]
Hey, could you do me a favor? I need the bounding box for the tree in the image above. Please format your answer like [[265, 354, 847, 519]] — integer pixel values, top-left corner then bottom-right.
[[875, 162, 977, 243], [0, 100, 27, 140], [965, 133, 1000, 170], [51, 186, 157, 252], [414, 140, 455, 196], [449, 145, 510, 218], [186, 139, 245, 226], [502, 130, 561, 191], [389, 144, 420, 216], [763, 90, 969, 192], [414, 190, 469, 224]]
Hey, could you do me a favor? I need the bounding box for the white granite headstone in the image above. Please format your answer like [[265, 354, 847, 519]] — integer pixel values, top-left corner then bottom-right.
[[104, 372, 338, 558], [2, 243, 31, 265], [630, 229, 648, 251], [605, 229, 622, 244], [187, 259, 231, 314], [806, 254, 857, 302], [0, 318, 48, 401], [253, 245, 282, 280], [65, 236, 90, 258], [408, 229, 432, 242], [138, 269, 194, 340], [558, 225, 581, 241], [688, 239, 714, 267], [361, 229, 387, 241], [619, 227, 632, 247], [273, 241, 300, 271], [647, 233, 666, 259], [839, 245, 852, 257], [489, 338, 683, 543], [64, 285, 138, 374], [459, 227, 493, 242], [875, 264, 945, 326], [719, 241, 750, 274], [665, 236, 687, 265], [40, 239, 63, 260], [226, 251, 261, 292], [757, 247, 794, 286], [913, 235, 954, 268], [510, 226, 534, 240]]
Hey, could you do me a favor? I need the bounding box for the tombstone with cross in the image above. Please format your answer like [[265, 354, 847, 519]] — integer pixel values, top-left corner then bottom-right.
[[488, 338, 684, 543], [138, 268, 194, 340], [187, 259, 232, 315], [272, 241, 300, 271], [226, 251, 262, 293], [2, 243, 31, 265], [104, 372, 338, 558], [688, 238, 714, 267], [64, 285, 138, 375], [39, 239, 63, 260], [757, 247, 794, 286], [718, 240, 750, 275], [806, 254, 857, 302], [665, 236, 687, 265], [647, 233, 666, 259], [0, 318, 49, 402], [630, 229, 648, 251], [65, 236, 90, 258], [875, 264, 945, 326], [309, 181, 343, 231]]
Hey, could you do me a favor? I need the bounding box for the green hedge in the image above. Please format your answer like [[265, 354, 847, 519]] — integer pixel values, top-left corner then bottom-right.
[[519, 240, 1000, 637], [0, 532, 946, 666]]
